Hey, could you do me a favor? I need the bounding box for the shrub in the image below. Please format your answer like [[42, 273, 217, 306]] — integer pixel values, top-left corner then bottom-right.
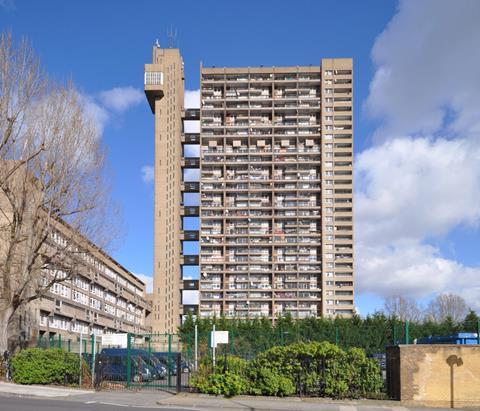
[[11, 348, 80, 385], [193, 342, 383, 399], [248, 366, 295, 396], [215, 355, 249, 377], [251, 341, 383, 399], [194, 371, 248, 397]]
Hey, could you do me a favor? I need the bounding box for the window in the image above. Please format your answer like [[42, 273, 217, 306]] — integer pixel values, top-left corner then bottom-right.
[[90, 297, 101, 310], [72, 290, 88, 306]]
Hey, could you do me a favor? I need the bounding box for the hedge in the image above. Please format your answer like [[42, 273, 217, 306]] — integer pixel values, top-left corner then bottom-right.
[[11, 348, 80, 385], [192, 342, 383, 398]]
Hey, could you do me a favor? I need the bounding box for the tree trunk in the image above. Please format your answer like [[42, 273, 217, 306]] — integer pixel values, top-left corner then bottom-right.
[[0, 307, 14, 353]]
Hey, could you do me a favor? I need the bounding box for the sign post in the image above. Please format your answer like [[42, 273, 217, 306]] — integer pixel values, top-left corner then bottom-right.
[[91, 334, 96, 388], [79, 333, 83, 386], [194, 324, 198, 371], [212, 325, 216, 371], [210, 329, 229, 373]]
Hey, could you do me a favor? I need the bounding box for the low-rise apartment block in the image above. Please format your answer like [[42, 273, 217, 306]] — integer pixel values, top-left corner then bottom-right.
[[18, 224, 151, 344]]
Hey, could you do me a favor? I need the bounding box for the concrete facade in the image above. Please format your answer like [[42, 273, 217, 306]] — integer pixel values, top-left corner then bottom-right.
[[28, 223, 151, 345], [145, 46, 185, 333], [386, 344, 480, 408], [145, 47, 355, 332], [0, 164, 151, 347], [199, 61, 354, 319]]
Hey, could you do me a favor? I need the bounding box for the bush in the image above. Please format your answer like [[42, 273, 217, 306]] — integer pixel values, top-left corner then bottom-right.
[[248, 366, 295, 396], [192, 342, 383, 399], [192, 356, 249, 397], [252, 341, 383, 399], [215, 355, 249, 377], [194, 371, 248, 397], [11, 348, 80, 385]]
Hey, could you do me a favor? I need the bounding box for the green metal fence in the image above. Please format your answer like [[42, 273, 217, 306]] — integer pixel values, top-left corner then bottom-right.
[[37, 334, 100, 355], [181, 319, 480, 360], [93, 333, 193, 392]]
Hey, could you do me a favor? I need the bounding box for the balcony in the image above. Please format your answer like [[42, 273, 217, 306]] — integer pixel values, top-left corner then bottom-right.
[[182, 157, 200, 168], [184, 108, 200, 120], [144, 71, 164, 113], [182, 133, 200, 144], [181, 255, 199, 265], [181, 230, 199, 241], [182, 182, 199, 192]]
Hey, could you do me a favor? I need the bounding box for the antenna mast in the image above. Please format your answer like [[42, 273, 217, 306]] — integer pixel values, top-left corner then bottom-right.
[[167, 25, 177, 48]]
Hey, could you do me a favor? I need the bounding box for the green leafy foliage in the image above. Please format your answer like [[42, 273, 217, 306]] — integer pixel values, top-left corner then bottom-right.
[[11, 348, 80, 385], [251, 341, 382, 398], [192, 342, 382, 398], [179, 311, 479, 358], [248, 366, 295, 396]]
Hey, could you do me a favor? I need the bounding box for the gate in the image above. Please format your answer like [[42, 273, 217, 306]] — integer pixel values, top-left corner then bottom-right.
[[94, 333, 193, 392]]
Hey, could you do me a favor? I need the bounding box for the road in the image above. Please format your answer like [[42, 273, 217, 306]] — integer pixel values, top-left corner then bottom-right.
[[0, 395, 458, 411], [0, 395, 195, 411]]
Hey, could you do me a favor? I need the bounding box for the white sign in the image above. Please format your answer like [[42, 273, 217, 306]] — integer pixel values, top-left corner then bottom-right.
[[210, 331, 229, 347], [101, 333, 128, 348]]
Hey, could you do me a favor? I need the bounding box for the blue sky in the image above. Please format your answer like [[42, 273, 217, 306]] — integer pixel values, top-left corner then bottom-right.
[[3, 0, 480, 316]]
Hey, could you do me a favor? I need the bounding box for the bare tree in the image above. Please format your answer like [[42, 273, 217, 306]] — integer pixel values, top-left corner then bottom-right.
[[0, 32, 113, 352], [425, 293, 468, 323], [382, 295, 423, 322]]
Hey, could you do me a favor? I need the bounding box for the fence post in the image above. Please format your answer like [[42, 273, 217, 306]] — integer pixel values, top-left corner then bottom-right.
[[335, 326, 339, 346], [194, 325, 198, 371], [68, 339, 71, 352], [91, 334, 96, 388], [58, 334, 61, 349], [79, 333, 83, 387], [168, 333, 172, 387], [477, 320, 480, 345], [176, 353, 181, 393], [126, 333, 131, 388], [392, 322, 397, 345], [404, 321, 409, 345]]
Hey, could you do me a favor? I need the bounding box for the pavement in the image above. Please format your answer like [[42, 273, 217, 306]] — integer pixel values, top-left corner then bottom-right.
[[0, 382, 462, 411]]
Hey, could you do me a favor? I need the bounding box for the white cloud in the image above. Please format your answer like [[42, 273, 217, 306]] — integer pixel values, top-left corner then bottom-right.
[[79, 86, 143, 136], [134, 273, 153, 293], [357, 241, 480, 311], [79, 94, 110, 135], [356, 136, 480, 246], [184, 89, 200, 109], [141, 165, 154, 184], [182, 290, 199, 305], [365, 0, 480, 140], [184, 145, 200, 157], [99, 86, 144, 113], [357, 0, 480, 309], [0, 0, 15, 11]]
